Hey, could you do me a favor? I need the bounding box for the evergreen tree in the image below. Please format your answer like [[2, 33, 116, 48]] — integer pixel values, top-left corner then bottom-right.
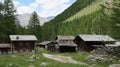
[[0, 2, 6, 43], [111, 0, 120, 39], [41, 0, 120, 41], [28, 11, 41, 42], [0, 3, 4, 29], [112, 0, 120, 23], [28, 11, 40, 28], [1, 0, 17, 42], [4, 0, 17, 34]]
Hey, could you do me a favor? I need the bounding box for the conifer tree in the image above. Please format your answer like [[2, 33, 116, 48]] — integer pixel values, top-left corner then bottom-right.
[[3, 0, 17, 42], [28, 11, 40, 28], [112, 0, 120, 23], [4, 0, 17, 33], [28, 11, 41, 42], [0, 3, 4, 29], [111, 0, 120, 39], [0, 2, 6, 43]]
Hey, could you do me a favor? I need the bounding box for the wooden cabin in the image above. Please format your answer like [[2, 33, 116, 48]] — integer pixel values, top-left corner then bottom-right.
[[45, 41, 58, 52], [53, 35, 77, 52], [0, 44, 10, 54], [74, 35, 116, 52], [37, 41, 51, 48], [9, 35, 37, 53]]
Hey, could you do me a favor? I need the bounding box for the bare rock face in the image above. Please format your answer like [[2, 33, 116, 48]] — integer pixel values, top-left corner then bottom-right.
[[109, 64, 120, 67], [85, 54, 113, 62]]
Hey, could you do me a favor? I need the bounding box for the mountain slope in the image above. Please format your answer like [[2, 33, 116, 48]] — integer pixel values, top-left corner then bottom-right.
[[42, 0, 120, 41], [49, 0, 95, 23], [42, 0, 97, 41], [64, 0, 105, 22]]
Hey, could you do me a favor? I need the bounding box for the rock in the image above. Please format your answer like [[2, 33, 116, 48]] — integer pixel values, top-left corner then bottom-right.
[[40, 62, 48, 66], [89, 64, 96, 67], [91, 48, 108, 55], [85, 54, 113, 62], [85, 55, 96, 62], [30, 55, 36, 59], [11, 55, 16, 58], [109, 64, 120, 67], [29, 65, 35, 67], [8, 63, 13, 66]]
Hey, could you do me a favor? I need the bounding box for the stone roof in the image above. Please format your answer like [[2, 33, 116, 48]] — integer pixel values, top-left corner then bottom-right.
[[106, 42, 120, 47], [59, 42, 77, 46], [79, 35, 116, 42], [116, 42, 120, 45], [9, 35, 37, 41], [38, 41, 52, 45], [56, 35, 75, 40], [55, 35, 77, 46], [0, 44, 10, 48]]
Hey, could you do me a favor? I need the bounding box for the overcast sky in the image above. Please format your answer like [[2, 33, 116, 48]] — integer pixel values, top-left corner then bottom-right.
[[0, 0, 76, 17]]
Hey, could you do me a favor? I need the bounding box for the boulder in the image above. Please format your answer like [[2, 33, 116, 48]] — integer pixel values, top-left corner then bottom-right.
[[85, 55, 96, 62], [89, 64, 96, 67], [11, 55, 16, 58], [109, 64, 120, 67], [29, 65, 35, 67], [40, 62, 48, 66], [91, 48, 108, 55], [85, 54, 113, 62]]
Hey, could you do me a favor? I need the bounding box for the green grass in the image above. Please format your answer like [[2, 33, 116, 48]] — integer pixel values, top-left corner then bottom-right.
[[0, 49, 120, 67], [0, 53, 87, 67], [57, 52, 120, 67]]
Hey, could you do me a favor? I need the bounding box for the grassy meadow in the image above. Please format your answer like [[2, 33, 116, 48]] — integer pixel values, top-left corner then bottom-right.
[[0, 49, 120, 67]]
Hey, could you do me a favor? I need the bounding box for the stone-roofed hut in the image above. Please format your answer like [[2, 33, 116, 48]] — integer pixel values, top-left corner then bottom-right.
[[55, 35, 77, 52], [37, 41, 51, 48], [74, 35, 116, 52], [0, 44, 10, 54], [9, 35, 37, 53]]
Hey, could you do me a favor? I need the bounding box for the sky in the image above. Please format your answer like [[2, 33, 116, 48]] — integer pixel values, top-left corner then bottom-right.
[[0, 0, 76, 17]]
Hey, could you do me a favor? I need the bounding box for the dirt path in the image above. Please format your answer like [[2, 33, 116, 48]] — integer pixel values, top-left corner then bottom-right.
[[43, 53, 88, 65]]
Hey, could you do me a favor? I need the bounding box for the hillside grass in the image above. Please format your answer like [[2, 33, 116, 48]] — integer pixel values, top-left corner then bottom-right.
[[64, 0, 105, 22], [0, 48, 119, 67], [0, 53, 87, 67]]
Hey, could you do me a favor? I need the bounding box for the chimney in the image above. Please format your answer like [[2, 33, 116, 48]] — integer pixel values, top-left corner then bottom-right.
[[16, 36, 19, 40]]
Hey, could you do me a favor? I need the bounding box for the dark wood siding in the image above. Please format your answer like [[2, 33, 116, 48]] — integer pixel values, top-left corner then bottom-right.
[[47, 43, 57, 52], [74, 36, 105, 52], [59, 46, 76, 52], [0, 48, 10, 54], [11, 41, 36, 53]]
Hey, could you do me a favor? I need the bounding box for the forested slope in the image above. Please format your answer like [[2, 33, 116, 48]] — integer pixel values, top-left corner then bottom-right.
[[42, 0, 120, 41], [41, 0, 95, 41]]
